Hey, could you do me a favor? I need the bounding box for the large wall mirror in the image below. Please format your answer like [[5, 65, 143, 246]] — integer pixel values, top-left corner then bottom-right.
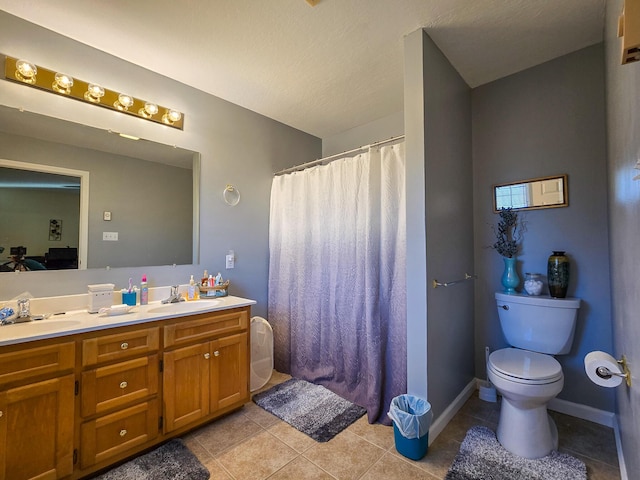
[[0, 105, 199, 272], [493, 174, 568, 212]]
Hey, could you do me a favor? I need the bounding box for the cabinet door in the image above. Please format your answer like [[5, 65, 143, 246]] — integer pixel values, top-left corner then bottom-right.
[[163, 342, 210, 432], [0, 374, 74, 480], [210, 332, 248, 411]]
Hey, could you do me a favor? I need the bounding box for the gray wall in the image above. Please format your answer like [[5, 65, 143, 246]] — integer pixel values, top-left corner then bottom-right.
[[322, 111, 404, 157], [472, 45, 613, 411], [605, 0, 640, 473], [0, 132, 193, 268], [405, 29, 475, 418], [0, 11, 321, 318]]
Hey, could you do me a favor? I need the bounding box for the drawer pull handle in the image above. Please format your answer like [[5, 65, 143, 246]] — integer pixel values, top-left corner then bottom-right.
[[119, 429, 127, 437], [0, 411, 3, 418], [204, 353, 210, 359], [120, 381, 128, 389], [120, 342, 129, 350], [214, 351, 220, 357]]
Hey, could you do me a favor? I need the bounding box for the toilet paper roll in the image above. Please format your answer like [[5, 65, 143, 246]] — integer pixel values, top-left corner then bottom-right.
[[584, 351, 623, 388]]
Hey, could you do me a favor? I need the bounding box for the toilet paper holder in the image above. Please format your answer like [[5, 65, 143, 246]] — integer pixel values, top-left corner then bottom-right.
[[596, 355, 632, 387]]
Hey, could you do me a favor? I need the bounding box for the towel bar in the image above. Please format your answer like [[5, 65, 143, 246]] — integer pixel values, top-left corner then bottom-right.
[[432, 273, 477, 288]]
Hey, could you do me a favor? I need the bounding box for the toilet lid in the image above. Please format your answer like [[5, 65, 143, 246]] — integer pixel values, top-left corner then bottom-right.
[[489, 348, 562, 383]]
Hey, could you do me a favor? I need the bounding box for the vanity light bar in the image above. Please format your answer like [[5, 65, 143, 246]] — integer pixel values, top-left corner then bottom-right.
[[3, 56, 184, 130]]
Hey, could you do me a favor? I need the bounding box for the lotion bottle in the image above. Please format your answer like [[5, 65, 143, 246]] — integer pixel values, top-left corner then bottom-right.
[[140, 275, 149, 305]]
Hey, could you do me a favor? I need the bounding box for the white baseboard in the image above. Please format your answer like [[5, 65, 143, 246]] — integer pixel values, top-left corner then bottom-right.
[[612, 417, 628, 480], [428, 378, 476, 445], [547, 397, 615, 427]]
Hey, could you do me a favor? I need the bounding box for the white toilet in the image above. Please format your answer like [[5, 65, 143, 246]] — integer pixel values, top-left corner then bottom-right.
[[487, 292, 581, 459]]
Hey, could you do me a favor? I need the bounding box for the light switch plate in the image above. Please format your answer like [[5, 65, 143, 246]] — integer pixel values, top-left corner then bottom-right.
[[103, 211, 112, 221], [103, 232, 118, 241], [226, 253, 235, 269]]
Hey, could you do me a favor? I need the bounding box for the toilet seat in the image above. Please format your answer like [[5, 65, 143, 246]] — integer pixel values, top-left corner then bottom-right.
[[489, 348, 562, 385]]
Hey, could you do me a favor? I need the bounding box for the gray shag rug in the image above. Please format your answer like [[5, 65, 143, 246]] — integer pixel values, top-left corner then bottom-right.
[[445, 426, 587, 480], [252, 377, 366, 442], [92, 439, 209, 480]]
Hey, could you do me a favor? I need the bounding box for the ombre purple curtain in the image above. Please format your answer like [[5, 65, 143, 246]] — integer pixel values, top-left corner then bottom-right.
[[268, 142, 406, 424]]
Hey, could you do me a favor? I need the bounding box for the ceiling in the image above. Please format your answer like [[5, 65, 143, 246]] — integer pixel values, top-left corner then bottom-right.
[[0, 0, 606, 139]]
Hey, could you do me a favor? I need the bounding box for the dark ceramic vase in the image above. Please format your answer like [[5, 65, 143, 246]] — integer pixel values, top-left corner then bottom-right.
[[547, 251, 569, 298]]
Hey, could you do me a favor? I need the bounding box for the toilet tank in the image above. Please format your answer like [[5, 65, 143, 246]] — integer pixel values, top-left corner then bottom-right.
[[495, 292, 581, 355]]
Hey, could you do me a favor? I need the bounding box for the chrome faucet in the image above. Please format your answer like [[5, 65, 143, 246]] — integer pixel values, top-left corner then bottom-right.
[[161, 285, 184, 304]]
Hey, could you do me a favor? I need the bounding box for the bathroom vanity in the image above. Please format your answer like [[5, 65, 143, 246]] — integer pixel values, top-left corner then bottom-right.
[[0, 296, 254, 480]]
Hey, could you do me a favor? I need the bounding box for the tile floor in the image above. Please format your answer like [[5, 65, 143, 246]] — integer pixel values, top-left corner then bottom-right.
[[184, 371, 621, 479]]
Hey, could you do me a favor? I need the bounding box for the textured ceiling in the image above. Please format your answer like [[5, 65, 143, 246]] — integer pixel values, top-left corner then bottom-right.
[[0, 0, 606, 138]]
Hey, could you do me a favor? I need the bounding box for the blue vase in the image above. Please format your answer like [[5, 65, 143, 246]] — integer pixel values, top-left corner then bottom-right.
[[501, 256, 519, 294]]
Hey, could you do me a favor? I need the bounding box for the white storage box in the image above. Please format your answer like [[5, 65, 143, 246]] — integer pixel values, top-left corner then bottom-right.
[[88, 283, 115, 313]]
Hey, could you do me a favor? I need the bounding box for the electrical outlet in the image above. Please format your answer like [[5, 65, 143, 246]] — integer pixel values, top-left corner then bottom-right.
[[103, 211, 112, 221], [226, 251, 235, 269], [103, 232, 118, 241]]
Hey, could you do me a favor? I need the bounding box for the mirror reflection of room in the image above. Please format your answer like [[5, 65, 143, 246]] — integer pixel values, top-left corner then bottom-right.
[[0, 106, 198, 272], [493, 174, 568, 212], [0, 167, 80, 271]]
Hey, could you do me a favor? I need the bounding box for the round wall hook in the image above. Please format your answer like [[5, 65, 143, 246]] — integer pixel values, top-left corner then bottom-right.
[[223, 184, 240, 206]]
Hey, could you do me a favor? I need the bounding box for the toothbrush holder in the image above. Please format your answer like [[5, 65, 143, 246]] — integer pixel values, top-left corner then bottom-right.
[[122, 291, 137, 306]]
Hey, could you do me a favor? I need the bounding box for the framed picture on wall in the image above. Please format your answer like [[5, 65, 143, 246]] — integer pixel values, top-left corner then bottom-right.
[[49, 219, 62, 241]]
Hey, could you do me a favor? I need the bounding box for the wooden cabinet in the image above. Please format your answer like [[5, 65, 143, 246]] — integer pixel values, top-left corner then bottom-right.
[[163, 310, 249, 433], [78, 327, 160, 473], [0, 305, 250, 480], [0, 343, 75, 480]]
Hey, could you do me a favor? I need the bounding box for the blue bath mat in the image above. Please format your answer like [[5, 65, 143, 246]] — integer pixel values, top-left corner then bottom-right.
[[252, 378, 366, 442], [445, 426, 586, 480]]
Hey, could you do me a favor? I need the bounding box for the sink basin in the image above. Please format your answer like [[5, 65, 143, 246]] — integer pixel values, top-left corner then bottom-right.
[[147, 300, 221, 315]]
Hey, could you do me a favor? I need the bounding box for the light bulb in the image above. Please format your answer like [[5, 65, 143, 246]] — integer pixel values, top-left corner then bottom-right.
[[162, 109, 182, 125], [52, 72, 74, 94], [15, 59, 37, 84], [84, 83, 105, 103], [114, 93, 134, 111], [138, 102, 158, 118]]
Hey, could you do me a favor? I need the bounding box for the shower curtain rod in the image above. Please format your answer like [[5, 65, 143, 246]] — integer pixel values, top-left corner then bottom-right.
[[274, 134, 405, 176]]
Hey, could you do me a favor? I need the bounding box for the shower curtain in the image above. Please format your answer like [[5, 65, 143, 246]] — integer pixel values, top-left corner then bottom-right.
[[268, 142, 406, 424]]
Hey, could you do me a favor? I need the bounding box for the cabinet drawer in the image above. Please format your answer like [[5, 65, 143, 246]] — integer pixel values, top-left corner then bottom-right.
[[164, 309, 248, 348], [82, 327, 159, 367], [81, 354, 159, 417], [0, 342, 75, 387], [80, 398, 159, 469]]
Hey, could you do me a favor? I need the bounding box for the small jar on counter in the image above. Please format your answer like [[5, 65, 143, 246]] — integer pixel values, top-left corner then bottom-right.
[[524, 273, 543, 296]]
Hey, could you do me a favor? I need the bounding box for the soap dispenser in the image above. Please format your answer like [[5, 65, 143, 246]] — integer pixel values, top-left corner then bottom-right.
[[187, 275, 198, 301]]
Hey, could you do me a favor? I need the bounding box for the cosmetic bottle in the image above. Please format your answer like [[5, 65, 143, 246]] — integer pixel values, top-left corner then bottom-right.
[[140, 275, 149, 305], [201, 269, 209, 287]]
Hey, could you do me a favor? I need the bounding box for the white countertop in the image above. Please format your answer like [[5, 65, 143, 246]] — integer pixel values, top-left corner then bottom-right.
[[0, 295, 256, 347]]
